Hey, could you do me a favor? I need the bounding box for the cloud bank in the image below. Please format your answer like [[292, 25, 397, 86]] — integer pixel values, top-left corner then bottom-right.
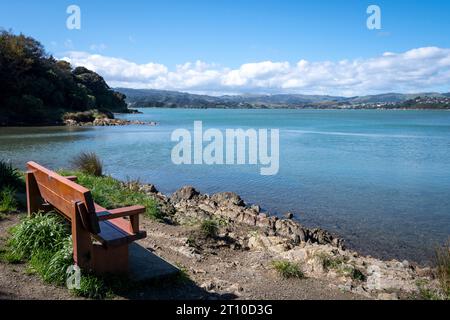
[[62, 47, 450, 96]]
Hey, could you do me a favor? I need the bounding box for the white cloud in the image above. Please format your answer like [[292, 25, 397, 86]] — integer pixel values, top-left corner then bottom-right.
[[89, 43, 107, 52], [61, 47, 450, 96]]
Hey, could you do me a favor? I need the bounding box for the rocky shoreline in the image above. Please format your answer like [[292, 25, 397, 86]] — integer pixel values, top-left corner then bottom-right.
[[64, 117, 157, 127], [136, 183, 441, 300]]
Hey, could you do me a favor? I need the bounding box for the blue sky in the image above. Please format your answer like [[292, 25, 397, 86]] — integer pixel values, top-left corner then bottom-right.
[[1, 0, 450, 95]]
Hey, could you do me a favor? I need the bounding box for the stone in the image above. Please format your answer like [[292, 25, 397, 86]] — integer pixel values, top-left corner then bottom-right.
[[171, 186, 200, 202], [377, 292, 399, 300], [284, 212, 294, 219], [141, 184, 158, 194], [211, 192, 245, 207], [251, 205, 261, 213]]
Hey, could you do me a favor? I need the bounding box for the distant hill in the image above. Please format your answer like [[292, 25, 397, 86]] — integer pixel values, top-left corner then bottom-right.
[[117, 88, 450, 109], [0, 31, 128, 126]]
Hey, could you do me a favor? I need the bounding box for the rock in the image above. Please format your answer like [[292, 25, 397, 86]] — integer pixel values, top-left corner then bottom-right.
[[251, 205, 261, 213], [248, 235, 292, 253], [227, 283, 244, 294], [201, 281, 215, 291], [140, 184, 158, 194], [284, 212, 294, 219], [401, 260, 410, 269], [377, 292, 399, 300], [171, 186, 200, 203], [211, 192, 245, 207]]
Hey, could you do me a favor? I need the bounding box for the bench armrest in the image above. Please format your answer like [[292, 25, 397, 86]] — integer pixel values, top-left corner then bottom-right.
[[97, 205, 146, 221]]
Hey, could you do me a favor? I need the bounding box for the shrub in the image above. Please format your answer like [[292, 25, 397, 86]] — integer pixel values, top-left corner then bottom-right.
[[0, 160, 23, 190], [315, 252, 365, 281], [63, 110, 114, 123], [71, 152, 103, 177], [200, 219, 218, 238], [63, 110, 96, 123], [3, 212, 132, 299], [272, 260, 305, 279], [316, 252, 346, 270], [0, 186, 19, 213], [340, 265, 366, 281], [7, 212, 70, 260]]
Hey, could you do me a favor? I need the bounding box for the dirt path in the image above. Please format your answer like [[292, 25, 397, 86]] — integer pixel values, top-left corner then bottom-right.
[[0, 214, 365, 300]]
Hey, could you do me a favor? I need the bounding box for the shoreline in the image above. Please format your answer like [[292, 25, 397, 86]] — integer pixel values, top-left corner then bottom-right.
[[131, 182, 440, 299], [140, 182, 432, 267], [2, 107, 449, 127]]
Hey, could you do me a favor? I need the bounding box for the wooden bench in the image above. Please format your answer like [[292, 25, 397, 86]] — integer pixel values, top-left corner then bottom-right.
[[25, 161, 147, 274]]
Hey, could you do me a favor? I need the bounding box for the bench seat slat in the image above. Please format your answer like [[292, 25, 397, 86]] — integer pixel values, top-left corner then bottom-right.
[[95, 220, 147, 248]]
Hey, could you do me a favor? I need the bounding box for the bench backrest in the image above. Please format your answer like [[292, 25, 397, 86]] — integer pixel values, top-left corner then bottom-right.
[[27, 161, 100, 233]]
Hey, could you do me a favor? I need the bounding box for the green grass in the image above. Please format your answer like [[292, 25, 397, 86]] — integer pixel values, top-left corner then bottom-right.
[[272, 260, 305, 279], [7, 212, 70, 261], [0, 160, 24, 216], [200, 219, 219, 238], [340, 265, 366, 281], [0, 186, 19, 213], [3, 212, 128, 299], [58, 170, 163, 220], [416, 280, 444, 300], [72, 274, 111, 299]]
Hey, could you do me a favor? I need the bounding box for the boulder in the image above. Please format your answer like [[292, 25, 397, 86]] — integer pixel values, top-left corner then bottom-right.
[[284, 212, 294, 219], [171, 186, 200, 203], [211, 192, 245, 207]]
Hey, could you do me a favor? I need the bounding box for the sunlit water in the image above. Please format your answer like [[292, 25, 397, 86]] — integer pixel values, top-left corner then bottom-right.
[[1, 108, 450, 264]]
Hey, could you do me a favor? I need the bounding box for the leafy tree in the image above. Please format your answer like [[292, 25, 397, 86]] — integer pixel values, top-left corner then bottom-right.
[[0, 30, 128, 126]]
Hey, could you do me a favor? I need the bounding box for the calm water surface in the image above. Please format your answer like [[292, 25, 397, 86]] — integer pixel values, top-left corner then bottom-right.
[[1, 108, 450, 263]]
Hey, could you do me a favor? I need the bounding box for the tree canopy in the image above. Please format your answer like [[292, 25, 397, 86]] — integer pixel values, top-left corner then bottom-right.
[[0, 30, 127, 126]]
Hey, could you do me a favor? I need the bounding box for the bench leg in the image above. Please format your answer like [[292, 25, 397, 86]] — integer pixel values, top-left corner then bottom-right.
[[91, 244, 129, 275], [72, 207, 93, 270], [26, 171, 43, 216]]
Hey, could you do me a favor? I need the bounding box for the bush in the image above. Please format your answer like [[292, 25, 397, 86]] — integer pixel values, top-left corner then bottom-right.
[[0, 186, 18, 213], [272, 260, 305, 279], [63, 110, 96, 123], [0, 160, 23, 190], [7, 212, 70, 261], [5, 213, 114, 299], [200, 219, 218, 238], [315, 252, 365, 281], [62, 109, 114, 123], [71, 152, 103, 177]]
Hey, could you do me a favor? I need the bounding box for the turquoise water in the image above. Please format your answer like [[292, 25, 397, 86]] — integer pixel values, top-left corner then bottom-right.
[[1, 108, 450, 263]]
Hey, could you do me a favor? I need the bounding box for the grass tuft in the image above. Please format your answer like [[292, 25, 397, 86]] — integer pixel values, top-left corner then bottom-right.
[[315, 252, 365, 281], [71, 152, 103, 177], [272, 260, 305, 279], [7, 212, 70, 261], [72, 274, 110, 300], [200, 219, 218, 238], [0, 186, 19, 213], [3, 213, 128, 299], [0, 160, 23, 190]]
